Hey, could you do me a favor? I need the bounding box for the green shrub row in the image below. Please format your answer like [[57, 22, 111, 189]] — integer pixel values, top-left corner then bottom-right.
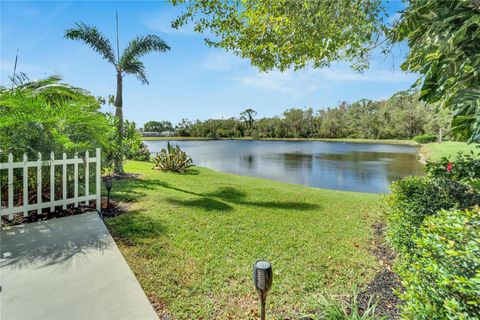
[[412, 134, 437, 143]]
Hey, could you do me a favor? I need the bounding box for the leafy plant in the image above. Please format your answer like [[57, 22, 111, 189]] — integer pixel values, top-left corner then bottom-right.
[[152, 142, 192, 173], [425, 151, 480, 182], [131, 142, 151, 161], [397, 207, 480, 319], [384, 176, 480, 254], [412, 133, 437, 143], [393, 0, 480, 142]]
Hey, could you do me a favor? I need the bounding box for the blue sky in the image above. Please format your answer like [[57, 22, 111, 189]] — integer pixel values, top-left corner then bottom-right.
[[1, 1, 415, 126]]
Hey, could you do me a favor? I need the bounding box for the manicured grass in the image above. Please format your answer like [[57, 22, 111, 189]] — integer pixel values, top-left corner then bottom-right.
[[143, 136, 418, 146], [106, 161, 381, 319], [421, 141, 479, 161]]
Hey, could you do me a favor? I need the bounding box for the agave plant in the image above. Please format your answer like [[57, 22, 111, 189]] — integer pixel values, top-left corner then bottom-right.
[[152, 142, 193, 173]]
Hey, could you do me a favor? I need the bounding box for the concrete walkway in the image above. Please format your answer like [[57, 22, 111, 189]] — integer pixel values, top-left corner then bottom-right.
[[0, 212, 159, 320]]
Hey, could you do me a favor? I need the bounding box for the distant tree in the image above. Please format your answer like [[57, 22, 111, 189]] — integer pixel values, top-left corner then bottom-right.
[[393, 0, 480, 142], [144, 121, 174, 133], [65, 15, 170, 173], [175, 118, 193, 136], [239, 108, 257, 130]]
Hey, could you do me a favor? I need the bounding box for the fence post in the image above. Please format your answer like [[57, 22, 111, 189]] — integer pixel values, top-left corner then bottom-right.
[[96, 148, 101, 212], [62, 153, 67, 210], [37, 152, 42, 215], [50, 152, 55, 212]]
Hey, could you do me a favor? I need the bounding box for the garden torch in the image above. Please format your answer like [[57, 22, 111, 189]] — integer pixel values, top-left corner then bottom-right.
[[253, 260, 272, 320], [105, 178, 112, 209]]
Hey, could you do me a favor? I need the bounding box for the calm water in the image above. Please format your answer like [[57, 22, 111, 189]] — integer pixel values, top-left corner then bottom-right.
[[144, 140, 424, 193]]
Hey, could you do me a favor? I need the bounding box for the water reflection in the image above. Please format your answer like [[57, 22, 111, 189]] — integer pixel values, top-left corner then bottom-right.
[[144, 140, 424, 193]]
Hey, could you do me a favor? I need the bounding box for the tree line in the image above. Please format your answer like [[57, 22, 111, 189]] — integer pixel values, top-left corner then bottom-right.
[[142, 91, 453, 140]]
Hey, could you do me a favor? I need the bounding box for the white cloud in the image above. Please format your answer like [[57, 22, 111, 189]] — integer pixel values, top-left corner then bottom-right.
[[200, 51, 241, 72], [142, 8, 199, 36]]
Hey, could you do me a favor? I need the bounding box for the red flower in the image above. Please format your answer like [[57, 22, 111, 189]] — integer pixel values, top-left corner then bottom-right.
[[447, 162, 453, 173]]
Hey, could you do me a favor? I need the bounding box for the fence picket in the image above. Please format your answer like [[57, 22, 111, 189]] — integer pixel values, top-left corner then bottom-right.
[[23, 154, 28, 216], [37, 152, 42, 215], [85, 150, 89, 204], [8, 153, 13, 219], [0, 149, 101, 221], [50, 152, 55, 212], [62, 153, 67, 210]]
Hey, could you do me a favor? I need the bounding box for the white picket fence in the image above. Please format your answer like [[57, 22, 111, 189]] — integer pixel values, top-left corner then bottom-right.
[[0, 148, 101, 220]]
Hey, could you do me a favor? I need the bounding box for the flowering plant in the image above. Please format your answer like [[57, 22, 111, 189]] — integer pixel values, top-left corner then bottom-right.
[[425, 151, 480, 182]]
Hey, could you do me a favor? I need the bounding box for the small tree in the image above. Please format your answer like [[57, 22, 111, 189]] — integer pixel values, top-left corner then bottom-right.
[[65, 14, 170, 173], [239, 108, 257, 130]]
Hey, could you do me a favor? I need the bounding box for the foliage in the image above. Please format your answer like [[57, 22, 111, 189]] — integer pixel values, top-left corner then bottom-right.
[[171, 0, 386, 71], [393, 0, 480, 142], [148, 91, 453, 140], [396, 207, 480, 319], [412, 133, 437, 143], [131, 142, 151, 161], [106, 161, 380, 319], [0, 75, 111, 159], [143, 120, 174, 133], [384, 176, 480, 254], [152, 142, 192, 173], [65, 20, 170, 174], [425, 151, 480, 182]]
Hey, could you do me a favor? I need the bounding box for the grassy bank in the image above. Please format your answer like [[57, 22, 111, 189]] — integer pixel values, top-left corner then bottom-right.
[[106, 161, 381, 319], [421, 141, 479, 161], [143, 136, 418, 146]]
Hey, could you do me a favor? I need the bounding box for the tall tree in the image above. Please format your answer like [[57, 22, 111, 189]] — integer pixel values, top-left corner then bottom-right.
[[65, 16, 170, 173], [171, 0, 385, 71], [239, 108, 257, 130], [393, 0, 480, 142]]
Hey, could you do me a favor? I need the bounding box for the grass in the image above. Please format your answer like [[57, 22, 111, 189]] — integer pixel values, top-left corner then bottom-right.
[[106, 161, 381, 319], [143, 136, 418, 146], [421, 141, 480, 161]]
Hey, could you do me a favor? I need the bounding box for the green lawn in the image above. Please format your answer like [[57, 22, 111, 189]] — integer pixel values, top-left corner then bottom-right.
[[421, 141, 480, 161], [106, 161, 381, 319]]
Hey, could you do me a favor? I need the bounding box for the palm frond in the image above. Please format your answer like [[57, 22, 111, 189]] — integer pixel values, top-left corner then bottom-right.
[[119, 34, 170, 68], [122, 59, 149, 84], [65, 22, 117, 66]]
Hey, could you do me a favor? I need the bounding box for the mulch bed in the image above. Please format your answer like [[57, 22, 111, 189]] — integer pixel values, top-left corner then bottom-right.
[[356, 221, 403, 319]]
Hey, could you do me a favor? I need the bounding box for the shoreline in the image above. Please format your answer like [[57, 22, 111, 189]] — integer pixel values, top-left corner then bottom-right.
[[142, 136, 420, 146]]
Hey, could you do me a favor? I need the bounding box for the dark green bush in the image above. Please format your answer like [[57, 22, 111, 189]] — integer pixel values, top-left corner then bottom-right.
[[385, 176, 480, 254], [412, 133, 437, 143], [426, 151, 480, 182], [131, 142, 151, 161], [397, 207, 480, 319]]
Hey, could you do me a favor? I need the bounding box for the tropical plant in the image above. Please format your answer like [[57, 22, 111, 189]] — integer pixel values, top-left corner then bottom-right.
[[64, 15, 171, 173], [152, 142, 193, 173], [425, 151, 480, 182], [171, 0, 386, 71], [397, 207, 480, 319], [392, 0, 480, 142], [239, 108, 257, 131]]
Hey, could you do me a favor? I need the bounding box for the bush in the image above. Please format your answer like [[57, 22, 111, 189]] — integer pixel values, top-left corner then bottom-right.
[[426, 151, 480, 182], [412, 133, 437, 143], [397, 207, 480, 319], [152, 142, 192, 173], [384, 176, 480, 254], [131, 142, 151, 161]]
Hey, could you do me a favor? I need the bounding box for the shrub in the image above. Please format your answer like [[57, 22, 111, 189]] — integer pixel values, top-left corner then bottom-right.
[[397, 207, 480, 319], [152, 142, 192, 173], [131, 142, 151, 161], [384, 176, 480, 254], [426, 151, 480, 182], [412, 133, 437, 143]]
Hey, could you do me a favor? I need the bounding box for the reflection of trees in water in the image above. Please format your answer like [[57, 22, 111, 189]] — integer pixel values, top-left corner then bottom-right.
[[277, 153, 314, 170], [241, 154, 256, 170]]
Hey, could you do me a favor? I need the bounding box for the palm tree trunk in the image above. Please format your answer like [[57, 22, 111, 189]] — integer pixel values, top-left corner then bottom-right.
[[114, 72, 124, 174]]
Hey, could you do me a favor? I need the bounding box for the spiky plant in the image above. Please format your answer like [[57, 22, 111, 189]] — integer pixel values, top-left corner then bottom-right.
[[64, 15, 170, 174]]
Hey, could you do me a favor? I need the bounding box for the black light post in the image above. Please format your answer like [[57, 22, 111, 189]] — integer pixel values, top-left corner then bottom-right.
[[105, 178, 113, 209], [253, 260, 272, 320]]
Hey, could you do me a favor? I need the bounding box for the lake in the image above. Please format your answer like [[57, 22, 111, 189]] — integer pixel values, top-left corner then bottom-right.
[[144, 140, 424, 193]]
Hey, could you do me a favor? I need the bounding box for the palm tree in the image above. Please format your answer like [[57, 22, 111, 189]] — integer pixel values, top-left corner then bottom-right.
[[65, 17, 170, 174]]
